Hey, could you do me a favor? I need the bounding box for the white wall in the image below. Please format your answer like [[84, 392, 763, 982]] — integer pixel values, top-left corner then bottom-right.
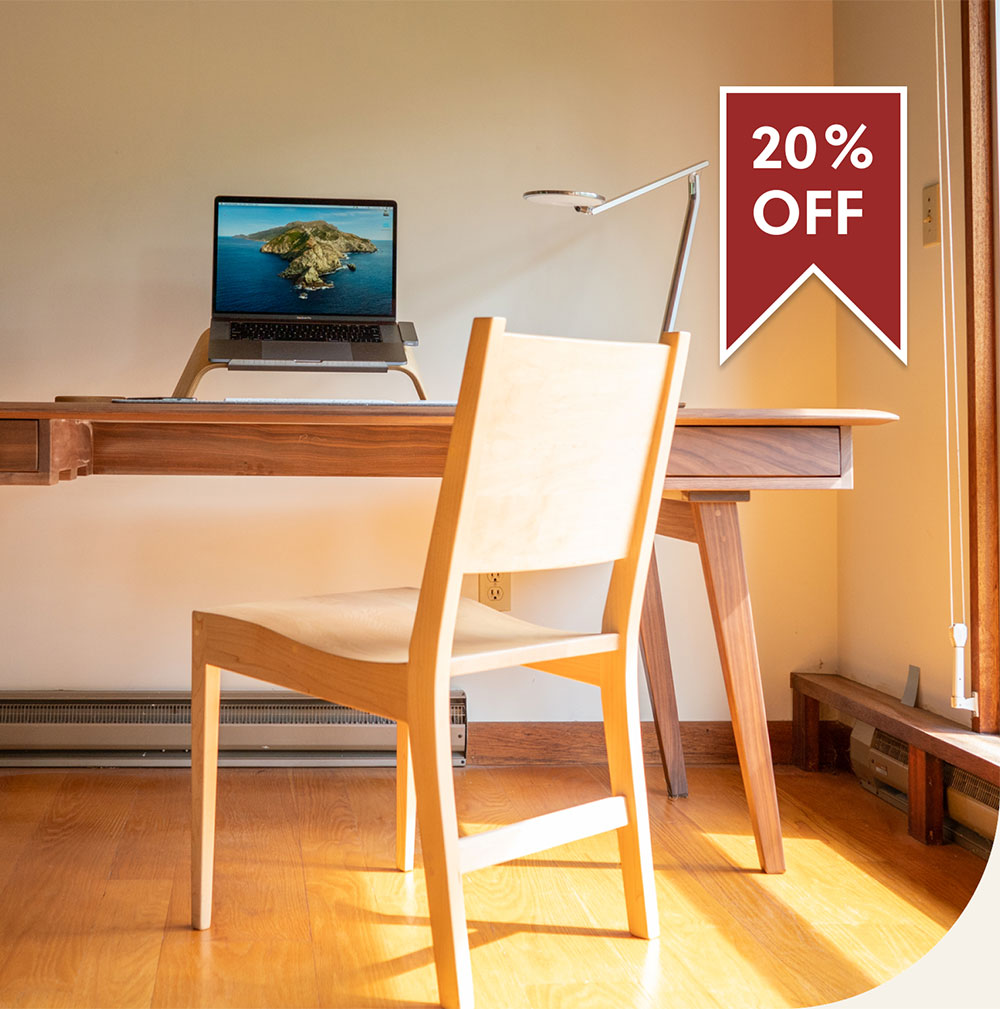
[[0, 0, 838, 721], [833, 0, 970, 722]]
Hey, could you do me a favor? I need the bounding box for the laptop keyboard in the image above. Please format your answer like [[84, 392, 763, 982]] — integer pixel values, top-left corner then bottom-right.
[[230, 321, 383, 343]]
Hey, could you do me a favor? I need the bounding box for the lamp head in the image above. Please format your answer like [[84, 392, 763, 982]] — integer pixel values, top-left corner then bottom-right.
[[522, 190, 606, 213]]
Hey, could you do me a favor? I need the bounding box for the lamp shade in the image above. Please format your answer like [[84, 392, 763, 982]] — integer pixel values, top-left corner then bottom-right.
[[522, 190, 606, 210]]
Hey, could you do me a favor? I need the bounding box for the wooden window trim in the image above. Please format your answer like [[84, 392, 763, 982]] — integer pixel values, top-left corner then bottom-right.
[[961, 0, 999, 733]]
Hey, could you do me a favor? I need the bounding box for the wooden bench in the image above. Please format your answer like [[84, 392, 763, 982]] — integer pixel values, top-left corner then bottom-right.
[[790, 672, 1000, 845]]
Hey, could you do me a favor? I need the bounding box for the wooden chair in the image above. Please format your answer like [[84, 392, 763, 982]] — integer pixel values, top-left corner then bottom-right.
[[191, 317, 689, 1009]]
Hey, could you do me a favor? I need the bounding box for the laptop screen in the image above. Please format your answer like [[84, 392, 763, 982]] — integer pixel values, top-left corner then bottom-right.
[[213, 197, 396, 319]]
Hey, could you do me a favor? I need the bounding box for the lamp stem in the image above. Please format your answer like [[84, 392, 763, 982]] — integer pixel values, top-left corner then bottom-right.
[[662, 172, 701, 333]]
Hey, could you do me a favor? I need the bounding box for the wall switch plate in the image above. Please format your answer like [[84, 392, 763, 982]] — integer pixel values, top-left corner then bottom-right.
[[923, 182, 940, 247], [478, 571, 511, 611]]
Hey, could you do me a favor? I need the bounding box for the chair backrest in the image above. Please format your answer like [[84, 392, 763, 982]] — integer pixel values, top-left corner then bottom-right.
[[412, 317, 688, 662]]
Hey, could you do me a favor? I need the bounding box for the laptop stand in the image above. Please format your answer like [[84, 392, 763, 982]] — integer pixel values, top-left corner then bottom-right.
[[172, 329, 427, 400]]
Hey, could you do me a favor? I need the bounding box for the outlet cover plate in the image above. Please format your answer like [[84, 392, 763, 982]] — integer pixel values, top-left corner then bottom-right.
[[478, 572, 511, 612]]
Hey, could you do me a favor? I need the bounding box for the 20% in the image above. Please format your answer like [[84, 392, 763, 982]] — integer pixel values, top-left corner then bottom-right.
[[751, 123, 873, 236]]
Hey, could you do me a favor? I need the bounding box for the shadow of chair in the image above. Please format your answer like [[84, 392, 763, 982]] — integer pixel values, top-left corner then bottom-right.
[[191, 316, 689, 1008]]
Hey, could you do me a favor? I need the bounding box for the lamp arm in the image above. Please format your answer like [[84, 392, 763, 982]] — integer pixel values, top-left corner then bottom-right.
[[662, 172, 702, 333], [587, 161, 710, 215]]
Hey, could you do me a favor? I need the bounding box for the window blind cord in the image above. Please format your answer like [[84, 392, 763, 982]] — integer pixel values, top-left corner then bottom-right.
[[935, 0, 977, 714]]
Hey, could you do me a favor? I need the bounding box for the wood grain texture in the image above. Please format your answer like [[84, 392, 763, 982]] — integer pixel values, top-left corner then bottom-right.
[[694, 500, 785, 873], [0, 772, 138, 1008], [190, 645, 220, 931], [0, 403, 894, 492], [466, 720, 796, 766], [667, 426, 841, 478], [793, 692, 821, 772], [654, 497, 697, 541], [907, 746, 944, 846], [639, 549, 688, 795], [457, 795, 628, 874], [0, 420, 37, 472], [791, 672, 1000, 784], [46, 419, 93, 483], [395, 721, 416, 872], [93, 421, 451, 478], [962, 0, 1000, 734], [0, 765, 983, 1009], [0, 771, 65, 896], [0, 401, 897, 425], [0, 419, 92, 486]]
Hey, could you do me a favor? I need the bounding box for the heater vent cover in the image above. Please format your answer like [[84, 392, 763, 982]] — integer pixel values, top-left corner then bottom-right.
[[949, 767, 1000, 810], [0, 697, 465, 728], [872, 729, 909, 765], [0, 690, 467, 767]]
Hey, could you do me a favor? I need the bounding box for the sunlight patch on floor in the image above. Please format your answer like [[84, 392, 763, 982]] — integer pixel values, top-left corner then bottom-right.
[[704, 832, 947, 934]]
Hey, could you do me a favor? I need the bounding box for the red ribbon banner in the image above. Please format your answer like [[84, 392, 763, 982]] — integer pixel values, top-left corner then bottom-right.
[[720, 87, 906, 363]]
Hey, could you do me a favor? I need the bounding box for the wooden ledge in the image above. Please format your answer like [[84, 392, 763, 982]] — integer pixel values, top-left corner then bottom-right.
[[790, 672, 1000, 785]]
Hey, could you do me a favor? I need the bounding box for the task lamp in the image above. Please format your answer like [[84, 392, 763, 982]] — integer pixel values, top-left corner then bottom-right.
[[523, 160, 709, 333]]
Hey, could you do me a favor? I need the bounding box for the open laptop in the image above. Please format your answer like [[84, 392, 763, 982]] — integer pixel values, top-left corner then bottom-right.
[[209, 196, 415, 368]]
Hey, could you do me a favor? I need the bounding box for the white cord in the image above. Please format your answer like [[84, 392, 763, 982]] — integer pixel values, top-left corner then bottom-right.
[[933, 3, 955, 626], [935, 0, 975, 714]]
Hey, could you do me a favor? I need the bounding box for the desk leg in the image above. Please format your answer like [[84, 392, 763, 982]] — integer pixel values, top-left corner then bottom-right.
[[692, 500, 785, 874], [639, 549, 688, 797]]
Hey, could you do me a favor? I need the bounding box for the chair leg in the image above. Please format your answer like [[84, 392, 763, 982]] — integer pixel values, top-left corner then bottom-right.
[[601, 668, 659, 940], [408, 693, 474, 1009], [395, 720, 416, 872], [191, 633, 221, 931]]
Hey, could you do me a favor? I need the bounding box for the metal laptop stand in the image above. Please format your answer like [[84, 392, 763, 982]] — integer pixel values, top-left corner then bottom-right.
[[173, 329, 427, 399]]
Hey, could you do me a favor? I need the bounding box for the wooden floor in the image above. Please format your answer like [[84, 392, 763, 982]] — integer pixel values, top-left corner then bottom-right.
[[0, 764, 986, 1009]]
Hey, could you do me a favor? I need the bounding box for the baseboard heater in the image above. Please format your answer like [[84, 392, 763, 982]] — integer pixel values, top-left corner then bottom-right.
[[0, 690, 467, 768], [850, 722, 997, 859]]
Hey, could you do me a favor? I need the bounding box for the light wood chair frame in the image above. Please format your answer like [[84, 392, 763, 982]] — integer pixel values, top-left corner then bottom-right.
[[191, 318, 689, 1009]]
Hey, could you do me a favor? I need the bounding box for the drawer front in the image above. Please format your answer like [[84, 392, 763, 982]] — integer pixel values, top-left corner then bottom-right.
[[0, 420, 39, 472], [668, 426, 842, 478]]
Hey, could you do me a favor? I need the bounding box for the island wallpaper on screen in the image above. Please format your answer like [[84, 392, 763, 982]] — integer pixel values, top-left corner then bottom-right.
[[214, 202, 395, 316]]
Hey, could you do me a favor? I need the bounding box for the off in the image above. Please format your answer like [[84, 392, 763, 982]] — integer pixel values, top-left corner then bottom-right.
[[753, 189, 863, 236]]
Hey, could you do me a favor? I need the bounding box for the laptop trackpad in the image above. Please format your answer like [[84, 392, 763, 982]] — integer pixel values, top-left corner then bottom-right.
[[262, 342, 352, 362]]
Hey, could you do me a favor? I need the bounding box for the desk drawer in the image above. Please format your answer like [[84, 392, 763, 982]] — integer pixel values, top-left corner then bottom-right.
[[667, 425, 847, 490], [0, 420, 39, 473]]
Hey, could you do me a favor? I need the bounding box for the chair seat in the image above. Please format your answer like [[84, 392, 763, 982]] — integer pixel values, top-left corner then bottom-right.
[[204, 586, 615, 673]]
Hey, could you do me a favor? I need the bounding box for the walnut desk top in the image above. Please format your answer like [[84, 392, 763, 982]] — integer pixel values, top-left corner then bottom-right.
[[0, 403, 896, 488]]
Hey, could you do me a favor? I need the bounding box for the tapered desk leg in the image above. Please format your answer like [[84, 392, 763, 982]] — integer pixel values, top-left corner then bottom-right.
[[692, 500, 785, 873], [639, 549, 688, 797]]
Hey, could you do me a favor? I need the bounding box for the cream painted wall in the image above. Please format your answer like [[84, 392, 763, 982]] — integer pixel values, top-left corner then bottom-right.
[[0, 1, 837, 721], [833, 0, 971, 722]]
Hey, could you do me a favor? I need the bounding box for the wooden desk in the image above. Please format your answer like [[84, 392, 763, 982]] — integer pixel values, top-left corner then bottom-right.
[[0, 402, 896, 874]]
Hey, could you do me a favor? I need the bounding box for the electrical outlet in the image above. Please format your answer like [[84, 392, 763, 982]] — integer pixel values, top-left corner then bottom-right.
[[923, 182, 940, 247], [478, 571, 511, 611]]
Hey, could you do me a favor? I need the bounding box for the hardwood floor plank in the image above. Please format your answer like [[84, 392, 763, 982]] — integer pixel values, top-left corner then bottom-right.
[[773, 768, 984, 917], [563, 765, 808, 1008], [192, 768, 312, 943], [293, 768, 440, 1008], [152, 936, 320, 1009], [73, 879, 173, 1009], [470, 766, 726, 1008], [0, 765, 985, 1009], [0, 773, 142, 1007], [110, 771, 189, 881], [651, 766, 981, 1004], [520, 979, 658, 1009], [0, 771, 66, 894]]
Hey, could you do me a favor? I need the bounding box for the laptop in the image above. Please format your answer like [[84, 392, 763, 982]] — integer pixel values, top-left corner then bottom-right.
[[209, 196, 415, 368]]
